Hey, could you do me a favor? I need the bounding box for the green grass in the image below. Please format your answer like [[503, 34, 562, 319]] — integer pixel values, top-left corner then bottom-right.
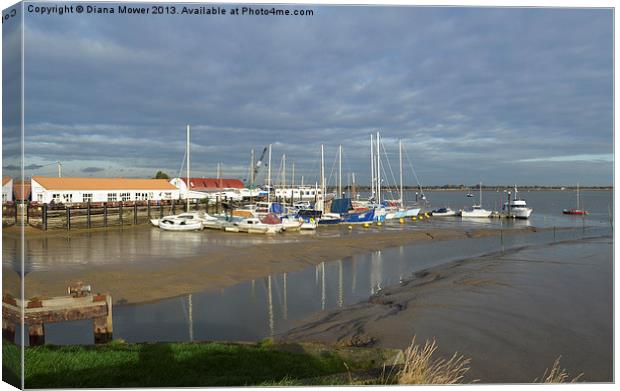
[[4, 340, 380, 388]]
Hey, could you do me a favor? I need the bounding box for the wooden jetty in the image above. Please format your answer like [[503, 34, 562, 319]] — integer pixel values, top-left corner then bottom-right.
[[2, 283, 112, 345]]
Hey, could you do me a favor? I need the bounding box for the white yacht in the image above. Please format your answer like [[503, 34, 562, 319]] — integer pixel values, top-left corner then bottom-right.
[[505, 185, 533, 219], [157, 214, 204, 231]]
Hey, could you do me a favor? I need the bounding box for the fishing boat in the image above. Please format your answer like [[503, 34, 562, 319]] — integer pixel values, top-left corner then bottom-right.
[[461, 182, 492, 218], [505, 185, 532, 219], [563, 184, 588, 215], [431, 207, 457, 217]]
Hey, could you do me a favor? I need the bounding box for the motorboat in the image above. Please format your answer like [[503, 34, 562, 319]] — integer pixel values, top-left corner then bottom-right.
[[431, 207, 457, 217], [234, 218, 269, 234], [505, 186, 532, 219], [158, 214, 203, 231], [281, 216, 303, 231], [152, 212, 218, 228], [318, 212, 341, 225]]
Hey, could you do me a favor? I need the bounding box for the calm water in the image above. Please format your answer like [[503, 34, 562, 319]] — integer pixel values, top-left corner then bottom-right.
[[4, 190, 613, 345]]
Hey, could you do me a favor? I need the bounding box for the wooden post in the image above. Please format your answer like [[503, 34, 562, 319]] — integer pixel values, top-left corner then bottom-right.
[[195, 199, 199, 212], [87, 201, 91, 229], [2, 318, 15, 342], [93, 295, 113, 344], [14, 202, 17, 223], [172, 199, 176, 215], [147, 201, 151, 219], [119, 203, 123, 226], [42, 203, 48, 230], [160, 202, 163, 218], [29, 322, 45, 346], [66, 206, 71, 230], [26, 202, 30, 224], [133, 203, 138, 225], [103, 204, 108, 227], [216, 196, 220, 214]]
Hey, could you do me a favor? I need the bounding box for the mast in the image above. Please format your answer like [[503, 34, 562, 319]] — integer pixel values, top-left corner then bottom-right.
[[352, 172, 357, 199], [338, 145, 342, 198], [57, 161, 62, 178], [479, 182, 482, 207], [577, 183, 580, 209], [399, 139, 403, 208], [370, 134, 374, 198], [321, 144, 325, 212], [250, 149, 255, 186], [282, 154, 286, 204], [291, 161, 295, 188], [186, 124, 190, 211], [376, 131, 381, 204], [267, 144, 272, 203]]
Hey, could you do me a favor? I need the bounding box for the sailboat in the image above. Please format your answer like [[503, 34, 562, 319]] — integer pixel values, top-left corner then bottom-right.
[[384, 139, 420, 219], [461, 182, 492, 218], [156, 124, 217, 231], [563, 184, 588, 215]]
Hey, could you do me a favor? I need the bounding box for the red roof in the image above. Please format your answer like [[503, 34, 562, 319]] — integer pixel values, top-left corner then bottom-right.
[[13, 181, 31, 201], [181, 177, 244, 190]]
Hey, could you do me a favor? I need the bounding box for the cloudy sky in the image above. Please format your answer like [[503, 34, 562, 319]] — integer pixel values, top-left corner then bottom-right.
[[2, 3, 613, 186]]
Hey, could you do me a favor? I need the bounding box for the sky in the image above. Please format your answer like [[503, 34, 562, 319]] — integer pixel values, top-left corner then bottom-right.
[[1, 2, 614, 186]]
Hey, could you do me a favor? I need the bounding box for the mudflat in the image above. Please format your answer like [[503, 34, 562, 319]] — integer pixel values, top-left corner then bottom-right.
[[3, 225, 539, 305], [279, 236, 613, 383]]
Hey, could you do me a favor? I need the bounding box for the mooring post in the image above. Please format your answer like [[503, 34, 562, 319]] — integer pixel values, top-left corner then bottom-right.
[[133, 203, 138, 225], [103, 204, 108, 227], [42, 203, 48, 230], [28, 322, 45, 346], [147, 201, 151, 219], [160, 202, 164, 218], [13, 202, 17, 223], [119, 202, 123, 226], [195, 199, 199, 212], [2, 318, 15, 343], [87, 201, 91, 229], [66, 206, 71, 230], [216, 196, 220, 214], [93, 294, 113, 344], [172, 199, 176, 215], [26, 202, 30, 224]]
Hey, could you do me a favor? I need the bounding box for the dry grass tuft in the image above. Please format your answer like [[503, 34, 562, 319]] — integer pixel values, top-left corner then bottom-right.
[[535, 356, 584, 383], [396, 336, 472, 384]]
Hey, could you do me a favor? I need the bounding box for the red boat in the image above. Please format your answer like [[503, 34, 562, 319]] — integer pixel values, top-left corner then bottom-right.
[[562, 208, 588, 215], [563, 184, 588, 215]]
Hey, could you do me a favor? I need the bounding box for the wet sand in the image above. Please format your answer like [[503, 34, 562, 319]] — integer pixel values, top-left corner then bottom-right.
[[279, 236, 613, 383], [3, 226, 541, 305]]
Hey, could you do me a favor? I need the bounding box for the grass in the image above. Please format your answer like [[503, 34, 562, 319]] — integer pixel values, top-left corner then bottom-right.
[[4, 339, 369, 388], [535, 356, 584, 383], [394, 336, 472, 385]]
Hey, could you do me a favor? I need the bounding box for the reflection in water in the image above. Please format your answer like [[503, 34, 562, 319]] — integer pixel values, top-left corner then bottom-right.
[[26, 226, 611, 346]]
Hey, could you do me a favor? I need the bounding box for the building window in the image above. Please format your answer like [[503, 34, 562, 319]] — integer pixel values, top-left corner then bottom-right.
[[120, 192, 131, 201], [83, 193, 93, 203], [62, 194, 73, 203], [163, 192, 172, 200], [136, 192, 149, 201], [52, 193, 61, 203], [37, 194, 43, 202], [107, 193, 117, 202], [148, 192, 154, 200], [2, 194, 7, 202]]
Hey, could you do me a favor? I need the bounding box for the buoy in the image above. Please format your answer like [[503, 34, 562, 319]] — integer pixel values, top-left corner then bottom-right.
[[399, 218, 405, 224], [363, 223, 370, 228], [377, 222, 382, 226], [348, 225, 353, 230], [425, 212, 430, 218], [419, 216, 424, 220], [412, 217, 417, 221]]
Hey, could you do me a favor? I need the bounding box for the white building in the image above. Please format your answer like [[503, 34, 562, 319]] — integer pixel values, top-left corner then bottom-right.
[[274, 186, 322, 201], [31, 176, 180, 204], [2, 176, 13, 202]]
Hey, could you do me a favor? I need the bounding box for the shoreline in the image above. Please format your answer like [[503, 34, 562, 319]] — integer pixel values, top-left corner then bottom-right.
[[278, 235, 613, 382], [3, 226, 546, 306]]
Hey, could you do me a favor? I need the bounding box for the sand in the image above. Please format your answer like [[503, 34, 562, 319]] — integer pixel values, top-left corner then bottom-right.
[[278, 236, 613, 383]]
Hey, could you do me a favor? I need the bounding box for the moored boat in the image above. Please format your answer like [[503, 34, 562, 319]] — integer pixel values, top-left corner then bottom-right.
[[431, 207, 457, 217]]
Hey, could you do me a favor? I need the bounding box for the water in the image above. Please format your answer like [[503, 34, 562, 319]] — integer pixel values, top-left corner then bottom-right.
[[32, 225, 611, 346], [5, 190, 612, 345]]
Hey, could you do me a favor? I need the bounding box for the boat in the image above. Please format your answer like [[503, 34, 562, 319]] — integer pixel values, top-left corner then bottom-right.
[[431, 207, 457, 217], [341, 208, 375, 224], [158, 214, 203, 231], [461, 182, 492, 218], [505, 185, 532, 219], [281, 216, 303, 231], [563, 184, 588, 215], [234, 218, 269, 234]]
